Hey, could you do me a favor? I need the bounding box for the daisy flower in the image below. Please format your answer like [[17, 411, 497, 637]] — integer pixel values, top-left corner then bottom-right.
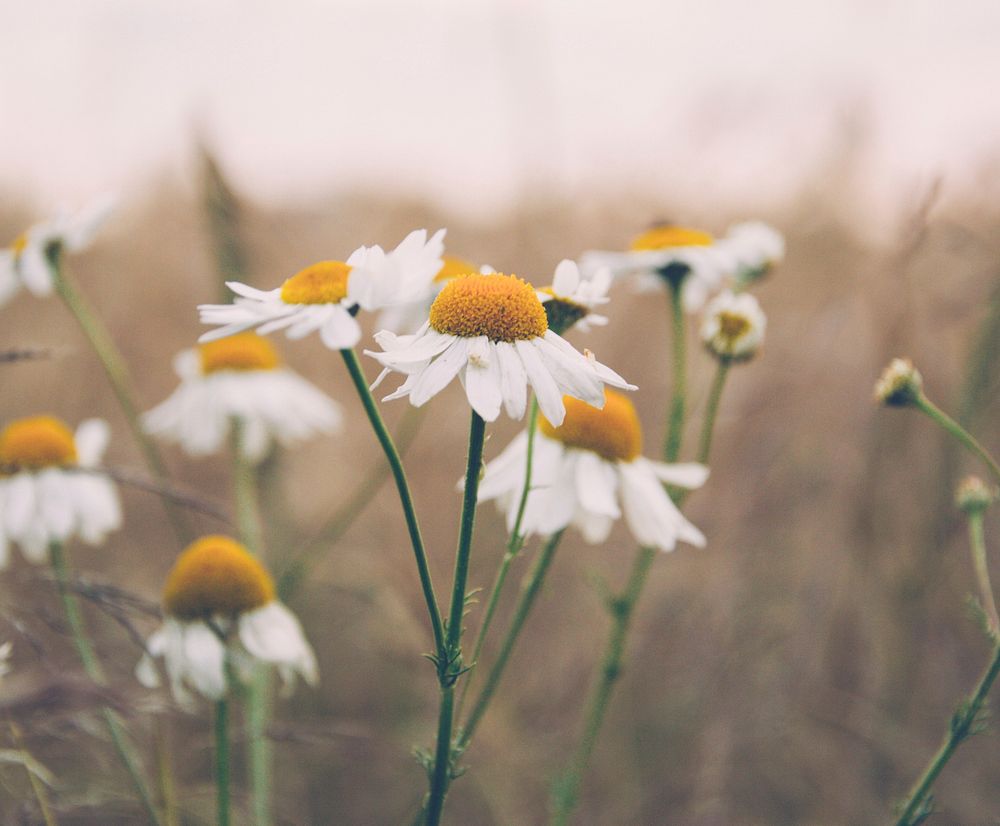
[[366, 272, 635, 426], [579, 224, 736, 313], [376, 255, 483, 336], [536, 259, 611, 334], [719, 220, 785, 285], [0, 197, 115, 308], [136, 535, 318, 705], [477, 390, 708, 551], [700, 290, 766, 362], [0, 416, 121, 567], [142, 333, 342, 462], [198, 228, 446, 350]]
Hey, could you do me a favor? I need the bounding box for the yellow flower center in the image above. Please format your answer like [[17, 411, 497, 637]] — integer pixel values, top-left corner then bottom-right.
[[429, 273, 548, 342], [10, 233, 28, 258], [434, 256, 477, 283], [198, 333, 280, 374], [163, 535, 276, 621], [629, 225, 714, 251], [717, 311, 751, 343], [539, 390, 642, 462], [279, 261, 351, 305], [0, 416, 78, 471]]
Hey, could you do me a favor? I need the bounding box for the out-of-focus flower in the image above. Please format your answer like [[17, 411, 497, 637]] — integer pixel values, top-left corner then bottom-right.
[[956, 475, 996, 514], [477, 390, 707, 550], [700, 290, 767, 362], [198, 229, 446, 350], [0, 641, 11, 681], [366, 273, 635, 425], [143, 333, 341, 462], [136, 535, 317, 706], [719, 221, 785, 285], [537, 259, 611, 334], [0, 416, 121, 567], [376, 255, 482, 335], [0, 197, 115, 307], [874, 358, 923, 407]]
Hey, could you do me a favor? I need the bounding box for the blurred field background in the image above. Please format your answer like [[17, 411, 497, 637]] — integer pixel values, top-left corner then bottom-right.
[[4, 1, 1000, 824]]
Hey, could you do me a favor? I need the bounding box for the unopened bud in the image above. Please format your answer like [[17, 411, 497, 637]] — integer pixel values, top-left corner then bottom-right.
[[956, 475, 996, 514], [874, 358, 923, 407]]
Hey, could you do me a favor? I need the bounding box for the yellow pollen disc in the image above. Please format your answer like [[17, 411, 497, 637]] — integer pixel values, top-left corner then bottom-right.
[[429, 273, 548, 342], [198, 333, 280, 374], [10, 233, 28, 257], [434, 256, 477, 283], [629, 225, 714, 251], [279, 261, 351, 305], [718, 311, 751, 342], [0, 415, 77, 471], [163, 535, 276, 621], [539, 390, 642, 462]]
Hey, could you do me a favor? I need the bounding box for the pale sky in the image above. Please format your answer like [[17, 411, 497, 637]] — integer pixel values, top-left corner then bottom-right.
[[2, 0, 998, 220]]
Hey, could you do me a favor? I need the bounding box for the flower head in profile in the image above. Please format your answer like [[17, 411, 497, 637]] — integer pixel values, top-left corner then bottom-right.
[[376, 254, 482, 335], [198, 229, 445, 350], [537, 259, 611, 334], [0, 416, 121, 567], [366, 272, 635, 425], [136, 535, 318, 705], [719, 221, 785, 286], [0, 197, 115, 308], [143, 333, 341, 462], [874, 358, 923, 407], [700, 290, 766, 362], [477, 390, 707, 550]]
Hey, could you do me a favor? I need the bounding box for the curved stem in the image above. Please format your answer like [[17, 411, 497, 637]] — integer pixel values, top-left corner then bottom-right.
[[915, 394, 1000, 486], [663, 280, 687, 463], [697, 361, 730, 465], [339, 348, 445, 660], [969, 512, 1000, 638], [215, 699, 232, 826]]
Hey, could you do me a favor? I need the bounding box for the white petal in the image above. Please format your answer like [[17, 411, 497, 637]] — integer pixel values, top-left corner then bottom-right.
[[649, 461, 709, 489], [180, 623, 228, 700], [514, 339, 564, 426], [408, 338, 470, 406], [75, 419, 110, 467], [494, 341, 528, 419], [463, 339, 503, 421]]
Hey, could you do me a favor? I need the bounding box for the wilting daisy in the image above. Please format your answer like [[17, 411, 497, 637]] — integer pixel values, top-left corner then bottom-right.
[[0, 416, 121, 566], [700, 290, 766, 362], [136, 535, 318, 705], [477, 390, 707, 551], [537, 259, 611, 334], [376, 255, 482, 335], [718, 221, 784, 285], [0, 197, 115, 308], [198, 229, 445, 350], [366, 272, 635, 426], [143, 333, 341, 462]]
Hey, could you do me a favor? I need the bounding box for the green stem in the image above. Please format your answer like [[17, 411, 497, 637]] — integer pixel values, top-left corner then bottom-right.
[[339, 349, 445, 660], [915, 394, 1000, 486], [697, 361, 730, 465], [663, 280, 687, 463], [48, 541, 163, 825], [969, 512, 1000, 638], [893, 643, 1000, 825], [215, 699, 232, 826], [8, 721, 57, 826], [46, 248, 188, 543], [458, 529, 564, 749], [425, 411, 487, 826]]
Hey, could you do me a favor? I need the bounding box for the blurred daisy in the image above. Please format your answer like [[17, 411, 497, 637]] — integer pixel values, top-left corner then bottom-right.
[[0, 642, 11, 681], [537, 259, 611, 334], [136, 535, 317, 705], [579, 224, 735, 312], [366, 273, 635, 425], [198, 228, 445, 350], [142, 333, 342, 462], [376, 254, 481, 335], [719, 221, 785, 285], [0, 197, 115, 308], [700, 290, 766, 362], [477, 390, 707, 551], [0, 416, 121, 567]]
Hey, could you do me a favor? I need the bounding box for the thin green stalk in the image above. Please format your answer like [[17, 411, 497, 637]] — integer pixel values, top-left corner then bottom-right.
[[153, 717, 180, 826], [425, 411, 487, 826], [915, 394, 1000, 486], [893, 642, 1000, 825], [458, 529, 565, 749], [663, 279, 687, 463], [969, 511, 1000, 637], [697, 361, 730, 465], [339, 348, 445, 660], [8, 721, 57, 826], [46, 247, 188, 543], [48, 541, 164, 825], [215, 699, 232, 826]]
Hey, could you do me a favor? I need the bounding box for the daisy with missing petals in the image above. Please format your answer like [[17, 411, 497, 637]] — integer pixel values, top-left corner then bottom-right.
[[537, 259, 611, 334], [136, 535, 317, 705], [700, 290, 767, 362], [198, 229, 446, 350], [366, 272, 635, 426], [477, 390, 708, 551], [0, 197, 115, 308], [142, 333, 342, 462], [0, 416, 121, 567], [376, 255, 483, 336]]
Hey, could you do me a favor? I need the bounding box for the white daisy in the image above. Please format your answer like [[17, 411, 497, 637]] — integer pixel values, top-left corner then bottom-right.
[[0, 416, 122, 567], [700, 290, 767, 362], [376, 255, 483, 336], [0, 197, 115, 307], [198, 228, 446, 350], [142, 333, 342, 462], [718, 221, 785, 284], [579, 224, 736, 313], [365, 273, 636, 426], [477, 390, 708, 551], [536, 259, 611, 334], [136, 535, 318, 706]]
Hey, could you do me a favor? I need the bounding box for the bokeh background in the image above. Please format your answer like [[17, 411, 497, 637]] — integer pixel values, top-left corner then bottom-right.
[[3, 0, 1000, 823]]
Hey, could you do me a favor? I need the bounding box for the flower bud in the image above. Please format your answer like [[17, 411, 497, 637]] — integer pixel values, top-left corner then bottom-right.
[[956, 475, 996, 514], [874, 358, 923, 407]]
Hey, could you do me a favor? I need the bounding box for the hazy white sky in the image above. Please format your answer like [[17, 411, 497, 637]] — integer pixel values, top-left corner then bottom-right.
[[2, 0, 998, 218]]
